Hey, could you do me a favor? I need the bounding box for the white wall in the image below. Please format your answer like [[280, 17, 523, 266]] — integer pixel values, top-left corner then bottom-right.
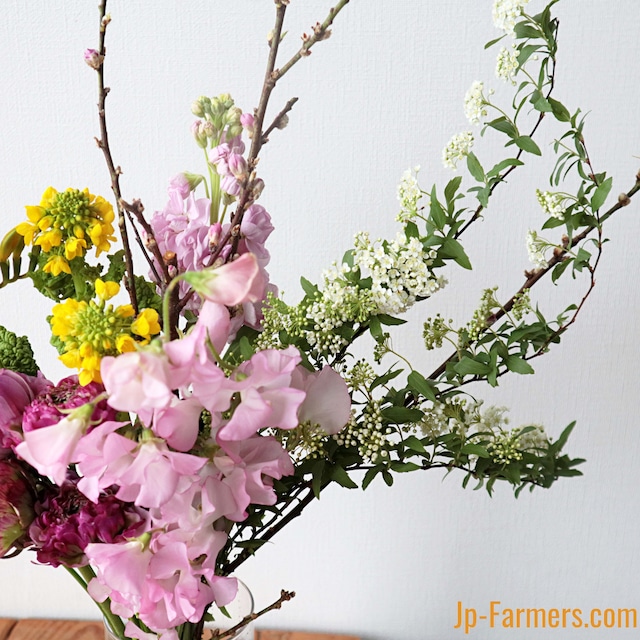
[[0, 2, 639, 639]]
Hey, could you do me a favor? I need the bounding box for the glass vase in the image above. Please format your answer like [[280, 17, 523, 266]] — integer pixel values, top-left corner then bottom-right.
[[103, 580, 254, 640]]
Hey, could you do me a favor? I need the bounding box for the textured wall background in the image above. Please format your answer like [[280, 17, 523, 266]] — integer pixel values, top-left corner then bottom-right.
[[0, 2, 638, 639]]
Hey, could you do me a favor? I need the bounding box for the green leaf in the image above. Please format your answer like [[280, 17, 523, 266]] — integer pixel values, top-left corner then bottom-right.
[[453, 356, 491, 376], [407, 370, 437, 402], [377, 314, 406, 326], [441, 237, 472, 270], [514, 23, 541, 39], [370, 368, 402, 391], [429, 187, 447, 230], [486, 117, 518, 139], [590, 176, 613, 211], [444, 176, 463, 206], [487, 157, 524, 177], [362, 466, 382, 490], [311, 459, 325, 498], [381, 406, 425, 424], [484, 34, 506, 49], [460, 443, 490, 458], [466, 152, 485, 182], [300, 276, 318, 297], [504, 355, 534, 375], [404, 435, 427, 454], [532, 93, 553, 113], [514, 136, 542, 156], [369, 315, 382, 340], [329, 465, 358, 489], [548, 97, 571, 122], [390, 461, 421, 473], [382, 470, 394, 487]]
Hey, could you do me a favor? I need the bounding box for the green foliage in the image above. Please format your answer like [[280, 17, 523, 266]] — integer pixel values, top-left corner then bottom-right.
[[0, 325, 39, 376]]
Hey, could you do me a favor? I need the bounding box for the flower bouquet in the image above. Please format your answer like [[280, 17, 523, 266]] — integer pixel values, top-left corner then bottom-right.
[[0, 1, 637, 639]]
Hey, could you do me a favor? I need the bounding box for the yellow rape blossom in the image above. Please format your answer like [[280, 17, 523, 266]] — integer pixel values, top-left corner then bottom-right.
[[50, 283, 161, 384], [17, 187, 117, 276]]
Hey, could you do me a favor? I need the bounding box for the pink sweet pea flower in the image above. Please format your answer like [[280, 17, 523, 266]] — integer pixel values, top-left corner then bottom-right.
[[214, 435, 294, 519], [183, 252, 264, 307], [101, 350, 174, 413], [15, 403, 94, 485], [292, 365, 351, 435], [113, 441, 206, 509], [150, 396, 203, 452], [215, 347, 305, 442]]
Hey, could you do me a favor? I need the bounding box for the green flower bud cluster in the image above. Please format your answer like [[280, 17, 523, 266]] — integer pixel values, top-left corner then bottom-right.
[[333, 402, 390, 463], [191, 94, 243, 143]]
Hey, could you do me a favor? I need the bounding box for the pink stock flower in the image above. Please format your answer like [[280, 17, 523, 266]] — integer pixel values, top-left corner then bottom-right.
[[292, 365, 351, 435], [101, 350, 174, 413]]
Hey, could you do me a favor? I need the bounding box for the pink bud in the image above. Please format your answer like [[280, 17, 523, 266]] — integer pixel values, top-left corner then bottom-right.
[[83, 48, 104, 70]]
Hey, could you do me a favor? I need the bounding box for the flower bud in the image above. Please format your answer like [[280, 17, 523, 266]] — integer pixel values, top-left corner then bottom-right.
[[83, 48, 104, 70], [618, 192, 631, 207], [0, 459, 36, 558], [191, 120, 208, 148], [191, 100, 205, 118]]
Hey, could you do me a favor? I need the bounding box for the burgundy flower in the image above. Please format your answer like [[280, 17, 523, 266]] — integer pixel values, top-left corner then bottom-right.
[[29, 480, 145, 567], [0, 458, 36, 557], [22, 375, 116, 433]]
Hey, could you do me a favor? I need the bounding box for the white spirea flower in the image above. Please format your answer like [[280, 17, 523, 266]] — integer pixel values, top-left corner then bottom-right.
[[526, 229, 549, 269], [536, 189, 565, 220], [396, 166, 422, 223], [492, 0, 530, 35], [496, 45, 519, 84], [353, 231, 446, 315], [442, 131, 474, 170], [464, 81, 488, 125]]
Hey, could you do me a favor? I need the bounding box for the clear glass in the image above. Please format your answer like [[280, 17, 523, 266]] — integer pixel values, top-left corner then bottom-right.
[[103, 580, 254, 640]]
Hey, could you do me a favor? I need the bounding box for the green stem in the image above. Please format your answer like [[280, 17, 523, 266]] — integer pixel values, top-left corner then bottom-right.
[[205, 148, 221, 223], [71, 566, 127, 640]]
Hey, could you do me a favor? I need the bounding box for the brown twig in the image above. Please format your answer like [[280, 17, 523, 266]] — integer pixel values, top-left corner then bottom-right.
[[262, 96, 299, 143], [94, 0, 138, 312], [210, 590, 296, 640], [427, 175, 640, 382]]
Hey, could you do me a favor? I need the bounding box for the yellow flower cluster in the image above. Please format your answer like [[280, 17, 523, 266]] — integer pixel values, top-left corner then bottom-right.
[[16, 186, 116, 276], [50, 279, 161, 385]]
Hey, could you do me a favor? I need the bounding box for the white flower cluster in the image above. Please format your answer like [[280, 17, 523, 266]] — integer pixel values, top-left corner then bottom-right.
[[464, 81, 490, 125], [492, 0, 530, 34], [496, 45, 519, 84], [442, 131, 474, 170], [304, 261, 377, 354], [334, 402, 390, 463], [517, 424, 549, 451], [396, 166, 423, 223], [420, 397, 551, 464], [353, 231, 446, 315], [526, 229, 549, 269], [536, 189, 565, 220]]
